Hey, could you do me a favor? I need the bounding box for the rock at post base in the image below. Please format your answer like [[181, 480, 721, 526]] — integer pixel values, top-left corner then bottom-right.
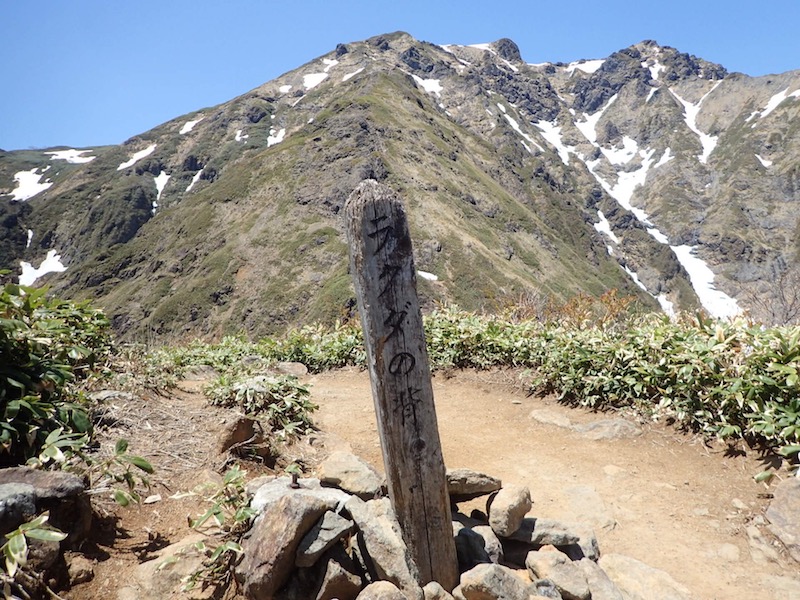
[[598, 553, 693, 600], [487, 484, 532, 537], [296, 510, 356, 568], [525, 548, 590, 600], [357, 581, 407, 600], [319, 451, 386, 500], [458, 563, 531, 600], [446, 468, 502, 503]]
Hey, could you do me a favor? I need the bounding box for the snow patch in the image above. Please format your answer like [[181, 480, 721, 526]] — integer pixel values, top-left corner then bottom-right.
[[755, 154, 773, 168], [646, 87, 658, 103], [186, 170, 203, 192], [601, 135, 639, 165], [412, 75, 443, 97], [152, 170, 170, 214], [654, 147, 674, 168], [342, 68, 364, 82], [752, 87, 800, 124], [303, 72, 328, 90], [575, 95, 617, 144], [499, 106, 544, 152], [45, 149, 95, 164], [646, 61, 665, 81], [535, 120, 573, 165], [417, 270, 438, 281], [179, 117, 203, 134], [117, 144, 156, 170], [279, 84, 292, 94], [9, 168, 53, 201], [670, 245, 740, 319], [566, 59, 605, 75], [267, 128, 286, 147], [26, 229, 33, 249], [623, 265, 649, 292], [323, 58, 338, 73], [647, 228, 669, 244], [657, 294, 676, 317], [19, 249, 66, 286], [670, 83, 721, 164], [594, 210, 620, 244], [235, 130, 248, 142]]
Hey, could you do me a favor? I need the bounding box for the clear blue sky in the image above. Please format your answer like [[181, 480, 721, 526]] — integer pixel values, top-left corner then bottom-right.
[[2, 0, 798, 151]]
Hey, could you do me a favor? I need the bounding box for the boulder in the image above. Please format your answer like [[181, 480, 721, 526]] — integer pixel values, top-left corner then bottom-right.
[[576, 558, 624, 600], [446, 469, 502, 502], [319, 451, 385, 499], [237, 494, 333, 599], [251, 476, 352, 513], [487, 485, 531, 537], [765, 476, 800, 563], [357, 581, 407, 600], [296, 510, 356, 567], [508, 518, 580, 547], [316, 555, 364, 600], [0, 467, 91, 545], [458, 563, 530, 600], [423, 581, 455, 600], [572, 419, 640, 440], [525, 549, 590, 600], [598, 553, 693, 600], [345, 496, 422, 599], [117, 533, 210, 600]]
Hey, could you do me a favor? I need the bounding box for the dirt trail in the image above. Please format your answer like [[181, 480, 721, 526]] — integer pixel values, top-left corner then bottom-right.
[[308, 368, 798, 600]]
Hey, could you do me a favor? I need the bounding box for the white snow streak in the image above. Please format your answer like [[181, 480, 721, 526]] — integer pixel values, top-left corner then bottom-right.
[[670, 83, 721, 164], [279, 84, 292, 93], [117, 144, 156, 170], [654, 147, 674, 168], [417, 270, 439, 281], [670, 245, 740, 319], [179, 117, 203, 134], [10, 168, 53, 201], [303, 73, 328, 90], [26, 230, 33, 249], [755, 154, 773, 168], [623, 266, 648, 291], [575, 95, 617, 144], [646, 88, 658, 103], [19, 249, 66, 286], [45, 149, 95, 163], [342, 68, 364, 82], [235, 130, 248, 142], [752, 87, 800, 124], [154, 171, 170, 200], [323, 58, 338, 72], [601, 136, 640, 165], [657, 294, 676, 317], [267, 128, 286, 147], [498, 104, 544, 152], [535, 120, 573, 165], [566, 59, 605, 75], [412, 75, 443, 97], [186, 170, 203, 192], [594, 210, 620, 244]]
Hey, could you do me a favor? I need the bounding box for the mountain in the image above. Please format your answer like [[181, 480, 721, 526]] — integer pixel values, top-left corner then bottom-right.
[[2, 32, 799, 339]]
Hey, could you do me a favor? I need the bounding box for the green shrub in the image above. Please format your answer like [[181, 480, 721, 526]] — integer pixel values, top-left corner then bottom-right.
[[0, 282, 113, 465]]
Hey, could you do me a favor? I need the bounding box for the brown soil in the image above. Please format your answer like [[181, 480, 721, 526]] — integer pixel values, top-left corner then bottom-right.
[[65, 368, 797, 600]]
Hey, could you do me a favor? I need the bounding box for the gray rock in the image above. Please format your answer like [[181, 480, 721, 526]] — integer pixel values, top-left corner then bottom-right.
[[345, 496, 422, 599], [458, 563, 530, 600], [745, 524, 781, 563], [760, 574, 800, 598], [237, 494, 333, 599], [296, 511, 356, 567], [180, 365, 219, 381], [423, 581, 455, 600], [275, 361, 310, 376], [598, 553, 693, 600], [766, 476, 800, 562], [319, 451, 385, 500], [217, 415, 267, 456], [0, 467, 91, 544], [529, 409, 572, 429], [508, 518, 580, 546], [251, 476, 352, 513], [446, 468, 502, 502], [117, 533, 208, 600], [572, 419, 640, 440], [316, 556, 364, 600], [488, 485, 532, 537], [531, 579, 564, 599], [87, 389, 136, 402], [67, 554, 95, 586], [577, 558, 624, 600], [563, 485, 617, 532], [525, 549, 590, 600], [454, 525, 503, 571], [357, 581, 408, 600]]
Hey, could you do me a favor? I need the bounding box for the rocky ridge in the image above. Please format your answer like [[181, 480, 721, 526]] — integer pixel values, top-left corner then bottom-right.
[[1, 33, 799, 337]]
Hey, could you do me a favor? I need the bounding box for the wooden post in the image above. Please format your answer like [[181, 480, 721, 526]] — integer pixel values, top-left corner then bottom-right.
[[345, 180, 458, 590]]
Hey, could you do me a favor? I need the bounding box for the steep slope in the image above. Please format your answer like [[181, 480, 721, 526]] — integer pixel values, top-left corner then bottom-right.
[[2, 33, 799, 338]]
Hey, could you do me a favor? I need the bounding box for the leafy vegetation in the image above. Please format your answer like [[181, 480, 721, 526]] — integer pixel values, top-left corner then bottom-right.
[[150, 293, 800, 458], [0, 282, 113, 466]]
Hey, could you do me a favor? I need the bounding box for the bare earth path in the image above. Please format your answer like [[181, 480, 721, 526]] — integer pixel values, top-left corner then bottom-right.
[[308, 368, 800, 600]]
